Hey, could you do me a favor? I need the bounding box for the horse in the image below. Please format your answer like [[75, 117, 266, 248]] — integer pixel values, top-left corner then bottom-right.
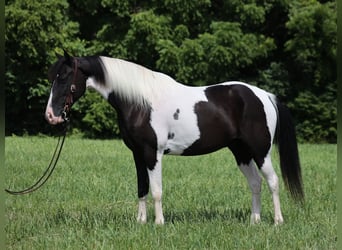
[[45, 51, 304, 225]]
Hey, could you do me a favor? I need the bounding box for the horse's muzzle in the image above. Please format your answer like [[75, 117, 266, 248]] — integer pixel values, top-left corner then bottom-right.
[[45, 107, 65, 125]]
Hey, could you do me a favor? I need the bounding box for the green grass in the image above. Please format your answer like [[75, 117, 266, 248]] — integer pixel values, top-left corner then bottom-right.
[[5, 136, 336, 249]]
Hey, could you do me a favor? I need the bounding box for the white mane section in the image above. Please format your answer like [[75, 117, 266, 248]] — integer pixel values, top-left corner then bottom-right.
[[100, 56, 180, 106]]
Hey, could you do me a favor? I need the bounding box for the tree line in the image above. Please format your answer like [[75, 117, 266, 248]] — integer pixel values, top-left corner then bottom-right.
[[5, 0, 336, 142]]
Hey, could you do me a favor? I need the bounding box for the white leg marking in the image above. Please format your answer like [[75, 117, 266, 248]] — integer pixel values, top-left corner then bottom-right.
[[239, 162, 262, 224], [260, 156, 284, 225], [148, 153, 164, 225], [137, 195, 147, 224]]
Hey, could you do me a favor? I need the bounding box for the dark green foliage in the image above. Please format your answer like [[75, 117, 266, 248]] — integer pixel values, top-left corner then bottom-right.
[[5, 0, 336, 142], [284, 1, 337, 143], [5, 0, 85, 135], [290, 91, 337, 143]]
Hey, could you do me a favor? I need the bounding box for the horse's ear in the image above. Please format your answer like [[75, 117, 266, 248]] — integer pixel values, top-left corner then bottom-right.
[[63, 49, 72, 66]]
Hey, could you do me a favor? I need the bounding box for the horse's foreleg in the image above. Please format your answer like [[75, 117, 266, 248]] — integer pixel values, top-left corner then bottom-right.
[[238, 161, 262, 224], [134, 153, 149, 224], [260, 156, 284, 225], [147, 153, 164, 225], [137, 196, 147, 223]]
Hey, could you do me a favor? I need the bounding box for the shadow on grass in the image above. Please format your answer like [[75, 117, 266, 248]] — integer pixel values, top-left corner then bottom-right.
[[164, 207, 251, 224], [47, 206, 134, 228], [45, 205, 274, 227]]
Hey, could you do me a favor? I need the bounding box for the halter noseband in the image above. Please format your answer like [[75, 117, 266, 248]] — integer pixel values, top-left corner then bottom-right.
[[62, 59, 78, 121]]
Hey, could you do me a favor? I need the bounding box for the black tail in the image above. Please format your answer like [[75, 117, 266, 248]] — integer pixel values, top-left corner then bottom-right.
[[275, 100, 304, 203]]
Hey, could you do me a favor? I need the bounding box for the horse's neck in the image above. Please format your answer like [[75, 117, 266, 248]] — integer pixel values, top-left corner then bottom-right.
[[85, 76, 148, 120], [100, 57, 183, 107]]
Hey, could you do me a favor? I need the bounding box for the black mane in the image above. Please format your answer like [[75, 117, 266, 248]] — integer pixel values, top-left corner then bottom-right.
[[79, 56, 106, 85]]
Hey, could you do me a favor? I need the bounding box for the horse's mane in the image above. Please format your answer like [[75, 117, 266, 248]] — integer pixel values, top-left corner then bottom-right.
[[100, 56, 181, 106]]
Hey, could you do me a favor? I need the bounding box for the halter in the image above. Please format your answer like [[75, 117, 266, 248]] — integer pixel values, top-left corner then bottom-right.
[[61, 59, 78, 121]]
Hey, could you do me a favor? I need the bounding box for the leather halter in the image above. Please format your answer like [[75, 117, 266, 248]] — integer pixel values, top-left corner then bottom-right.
[[62, 59, 78, 121]]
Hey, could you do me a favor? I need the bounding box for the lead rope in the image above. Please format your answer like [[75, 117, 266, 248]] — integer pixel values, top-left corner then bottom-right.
[[5, 122, 68, 195]]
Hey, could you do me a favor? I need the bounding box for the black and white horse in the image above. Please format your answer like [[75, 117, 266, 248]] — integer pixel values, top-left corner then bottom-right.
[[45, 51, 304, 225]]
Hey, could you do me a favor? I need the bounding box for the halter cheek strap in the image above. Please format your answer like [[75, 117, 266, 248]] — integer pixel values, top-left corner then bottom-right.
[[71, 58, 78, 87], [62, 59, 78, 120]]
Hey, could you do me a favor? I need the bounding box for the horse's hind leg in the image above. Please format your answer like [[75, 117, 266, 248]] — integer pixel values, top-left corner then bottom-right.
[[259, 154, 283, 225], [238, 161, 262, 224]]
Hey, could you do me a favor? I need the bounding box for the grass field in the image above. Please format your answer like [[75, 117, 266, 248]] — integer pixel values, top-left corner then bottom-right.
[[5, 136, 336, 249]]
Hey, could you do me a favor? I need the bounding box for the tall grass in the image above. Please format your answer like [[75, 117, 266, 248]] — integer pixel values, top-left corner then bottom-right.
[[5, 137, 336, 249]]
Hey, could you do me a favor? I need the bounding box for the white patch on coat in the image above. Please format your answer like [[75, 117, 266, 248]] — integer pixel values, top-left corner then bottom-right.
[[150, 84, 208, 155], [86, 77, 112, 99]]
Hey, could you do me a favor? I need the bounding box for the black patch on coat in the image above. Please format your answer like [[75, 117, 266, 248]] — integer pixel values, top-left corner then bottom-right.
[[173, 109, 180, 120], [168, 132, 175, 139], [164, 148, 171, 154], [107, 92, 158, 198], [182, 84, 271, 168], [78, 56, 106, 84]]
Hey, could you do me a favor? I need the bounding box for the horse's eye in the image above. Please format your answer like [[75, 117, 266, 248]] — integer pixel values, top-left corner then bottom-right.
[[56, 72, 69, 83]]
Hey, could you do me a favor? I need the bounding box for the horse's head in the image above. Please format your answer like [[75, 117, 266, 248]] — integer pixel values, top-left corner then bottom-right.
[[45, 50, 87, 125]]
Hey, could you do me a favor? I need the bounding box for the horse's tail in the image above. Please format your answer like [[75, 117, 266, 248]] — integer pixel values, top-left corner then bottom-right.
[[274, 99, 304, 203]]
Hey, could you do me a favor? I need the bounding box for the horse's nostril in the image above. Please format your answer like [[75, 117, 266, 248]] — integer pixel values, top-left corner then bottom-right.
[[45, 108, 56, 123]]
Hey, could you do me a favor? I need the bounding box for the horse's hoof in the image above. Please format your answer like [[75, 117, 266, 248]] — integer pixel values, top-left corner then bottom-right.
[[155, 217, 165, 225], [274, 216, 284, 225], [137, 216, 147, 224], [250, 213, 261, 224]]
